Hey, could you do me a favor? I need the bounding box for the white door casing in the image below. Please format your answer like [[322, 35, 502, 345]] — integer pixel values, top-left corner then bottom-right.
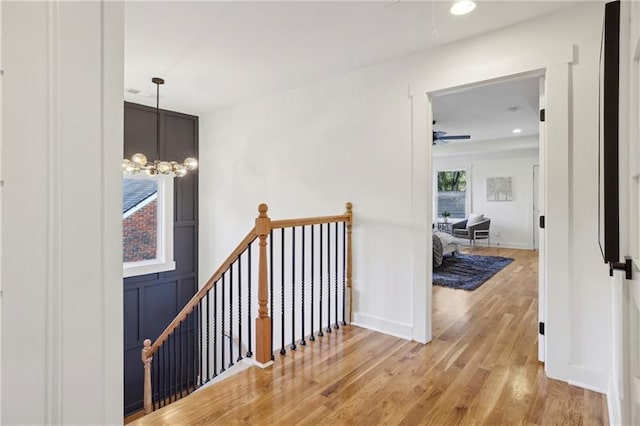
[[410, 47, 572, 382], [537, 74, 546, 364], [624, 1, 640, 423], [533, 165, 539, 251]]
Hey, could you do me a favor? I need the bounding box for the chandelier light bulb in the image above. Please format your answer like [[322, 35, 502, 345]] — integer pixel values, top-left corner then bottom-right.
[[175, 166, 188, 178], [183, 157, 198, 171], [131, 153, 148, 166], [157, 161, 172, 173]]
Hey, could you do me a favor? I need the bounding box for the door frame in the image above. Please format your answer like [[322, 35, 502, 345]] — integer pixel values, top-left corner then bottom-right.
[[409, 46, 573, 382], [533, 164, 540, 251]]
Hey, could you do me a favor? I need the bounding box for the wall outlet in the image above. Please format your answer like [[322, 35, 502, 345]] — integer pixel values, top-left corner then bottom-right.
[[496, 231, 501, 237]]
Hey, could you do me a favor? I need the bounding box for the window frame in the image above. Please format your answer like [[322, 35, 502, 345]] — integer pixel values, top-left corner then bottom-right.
[[433, 166, 472, 221], [123, 174, 176, 278]]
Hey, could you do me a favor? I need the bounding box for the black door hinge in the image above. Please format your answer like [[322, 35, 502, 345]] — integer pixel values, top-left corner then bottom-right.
[[540, 109, 546, 122], [539, 322, 545, 335], [539, 215, 545, 229]]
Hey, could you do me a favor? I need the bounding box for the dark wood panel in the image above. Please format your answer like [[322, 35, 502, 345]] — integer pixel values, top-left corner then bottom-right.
[[123, 102, 198, 416], [124, 288, 140, 345], [124, 347, 144, 415], [164, 112, 197, 159], [176, 173, 196, 223], [173, 226, 196, 275], [143, 281, 179, 339], [179, 277, 196, 307], [124, 102, 157, 159]]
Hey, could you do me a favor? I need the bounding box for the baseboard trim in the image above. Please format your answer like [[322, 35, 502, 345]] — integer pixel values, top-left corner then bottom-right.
[[568, 379, 608, 395], [197, 360, 252, 392], [489, 242, 531, 250], [352, 313, 413, 340], [566, 365, 609, 395], [457, 241, 532, 250], [250, 359, 274, 369]]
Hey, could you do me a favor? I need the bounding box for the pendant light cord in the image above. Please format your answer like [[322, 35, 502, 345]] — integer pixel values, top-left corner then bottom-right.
[[156, 81, 160, 160]]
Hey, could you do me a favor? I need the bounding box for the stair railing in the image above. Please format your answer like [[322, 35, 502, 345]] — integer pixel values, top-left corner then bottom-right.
[[141, 202, 353, 414]]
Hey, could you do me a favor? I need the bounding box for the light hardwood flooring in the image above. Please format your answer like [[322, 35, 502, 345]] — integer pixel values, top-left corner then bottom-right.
[[130, 247, 608, 425]]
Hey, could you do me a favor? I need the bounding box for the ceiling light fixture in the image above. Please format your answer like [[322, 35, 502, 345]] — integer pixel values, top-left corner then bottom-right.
[[512, 128, 523, 134], [450, 0, 476, 16], [122, 77, 197, 177]]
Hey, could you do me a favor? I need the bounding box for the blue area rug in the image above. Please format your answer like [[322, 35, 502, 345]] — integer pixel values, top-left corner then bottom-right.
[[433, 254, 514, 291]]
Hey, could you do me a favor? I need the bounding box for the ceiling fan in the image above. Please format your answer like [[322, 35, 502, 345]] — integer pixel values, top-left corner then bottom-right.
[[432, 121, 471, 144]]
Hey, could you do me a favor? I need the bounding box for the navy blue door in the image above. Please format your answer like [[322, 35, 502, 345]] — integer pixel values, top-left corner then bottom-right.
[[123, 102, 198, 416]]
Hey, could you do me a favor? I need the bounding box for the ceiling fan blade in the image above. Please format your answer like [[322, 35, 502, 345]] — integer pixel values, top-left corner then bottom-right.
[[438, 135, 471, 140]]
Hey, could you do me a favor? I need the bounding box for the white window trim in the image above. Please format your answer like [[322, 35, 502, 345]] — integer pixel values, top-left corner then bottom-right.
[[433, 165, 472, 221], [123, 174, 176, 278], [123, 192, 157, 220]]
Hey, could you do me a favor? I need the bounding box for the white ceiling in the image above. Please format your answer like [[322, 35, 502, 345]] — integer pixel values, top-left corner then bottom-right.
[[124, 1, 576, 115], [432, 76, 540, 144]]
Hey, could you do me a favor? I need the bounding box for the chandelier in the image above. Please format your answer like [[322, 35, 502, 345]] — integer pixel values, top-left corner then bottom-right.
[[122, 77, 198, 177]]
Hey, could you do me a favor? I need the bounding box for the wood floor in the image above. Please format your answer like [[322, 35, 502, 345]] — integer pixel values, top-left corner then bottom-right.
[[130, 247, 608, 425]]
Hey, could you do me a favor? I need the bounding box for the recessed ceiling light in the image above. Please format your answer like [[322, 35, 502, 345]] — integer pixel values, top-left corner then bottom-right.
[[512, 128, 523, 134], [450, 0, 476, 16]]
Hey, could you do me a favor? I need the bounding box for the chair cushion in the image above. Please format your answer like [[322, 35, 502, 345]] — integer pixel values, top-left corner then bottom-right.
[[466, 213, 484, 228], [452, 229, 469, 237]]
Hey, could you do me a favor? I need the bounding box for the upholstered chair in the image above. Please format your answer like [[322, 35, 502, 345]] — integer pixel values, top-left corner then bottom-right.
[[451, 213, 491, 247]]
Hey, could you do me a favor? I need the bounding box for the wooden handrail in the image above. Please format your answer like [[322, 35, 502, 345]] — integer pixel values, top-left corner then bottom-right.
[[142, 202, 353, 415], [271, 214, 350, 229], [146, 226, 258, 358]]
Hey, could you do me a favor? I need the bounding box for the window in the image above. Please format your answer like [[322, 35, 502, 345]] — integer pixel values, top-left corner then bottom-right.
[[123, 175, 175, 277], [437, 170, 467, 219]]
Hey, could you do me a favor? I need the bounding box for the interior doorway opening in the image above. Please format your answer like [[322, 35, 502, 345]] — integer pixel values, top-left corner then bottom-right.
[[428, 72, 546, 363]]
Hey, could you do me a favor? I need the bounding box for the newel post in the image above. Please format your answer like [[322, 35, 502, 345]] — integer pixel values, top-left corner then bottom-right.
[[255, 203, 273, 365], [345, 202, 353, 323], [142, 339, 152, 414]]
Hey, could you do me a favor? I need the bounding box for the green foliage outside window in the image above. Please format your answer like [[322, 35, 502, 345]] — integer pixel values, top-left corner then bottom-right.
[[437, 171, 466, 192]]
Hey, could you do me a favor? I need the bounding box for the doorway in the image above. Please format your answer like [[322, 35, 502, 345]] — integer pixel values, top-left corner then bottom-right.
[[429, 74, 544, 362], [408, 44, 576, 382]]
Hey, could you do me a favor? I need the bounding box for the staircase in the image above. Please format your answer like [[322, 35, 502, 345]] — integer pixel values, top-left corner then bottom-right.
[[140, 203, 353, 414]]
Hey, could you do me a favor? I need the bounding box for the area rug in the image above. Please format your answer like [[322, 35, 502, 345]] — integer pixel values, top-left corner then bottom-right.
[[433, 254, 514, 291]]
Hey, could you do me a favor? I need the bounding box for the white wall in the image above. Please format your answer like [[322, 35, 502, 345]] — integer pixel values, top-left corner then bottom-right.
[[200, 3, 612, 391], [2, 2, 123, 424], [434, 140, 539, 249]]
